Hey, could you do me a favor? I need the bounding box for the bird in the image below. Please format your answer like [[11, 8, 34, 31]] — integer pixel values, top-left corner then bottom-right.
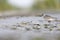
[[43, 15, 57, 22]]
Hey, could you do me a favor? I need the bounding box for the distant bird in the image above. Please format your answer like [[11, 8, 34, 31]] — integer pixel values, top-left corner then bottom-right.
[[44, 15, 57, 21]]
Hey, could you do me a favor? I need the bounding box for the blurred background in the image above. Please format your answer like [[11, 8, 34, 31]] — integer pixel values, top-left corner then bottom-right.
[[0, 0, 60, 11], [0, 0, 60, 16]]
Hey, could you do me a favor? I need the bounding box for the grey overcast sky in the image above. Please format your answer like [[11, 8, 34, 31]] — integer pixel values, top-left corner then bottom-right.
[[8, 0, 35, 8]]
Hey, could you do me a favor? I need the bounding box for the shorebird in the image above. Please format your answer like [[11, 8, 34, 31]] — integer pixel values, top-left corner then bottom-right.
[[43, 15, 57, 22]]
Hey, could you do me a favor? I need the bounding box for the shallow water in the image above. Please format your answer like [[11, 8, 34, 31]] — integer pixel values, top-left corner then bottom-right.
[[0, 14, 60, 40]]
